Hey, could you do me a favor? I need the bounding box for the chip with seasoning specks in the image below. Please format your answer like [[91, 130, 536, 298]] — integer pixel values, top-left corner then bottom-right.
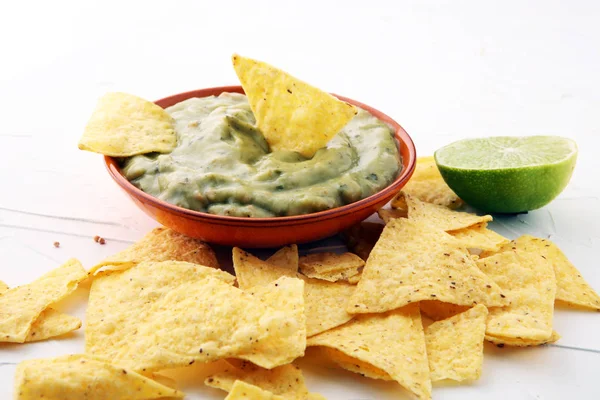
[[477, 249, 556, 344], [394, 192, 492, 231], [308, 304, 432, 400], [266, 244, 299, 271], [486, 235, 600, 311], [88, 227, 219, 275], [0, 259, 87, 343], [13, 354, 183, 400], [319, 347, 392, 381], [85, 261, 303, 371], [232, 54, 357, 157], [447, 222, 510, 252], [419, 301, 470, 322], [206, 360, 319, 400], [78, 92, 176, 157], [0, 282, 81, 343], [348, 218, 508, 314], [233, 248, 355, 337], [425, 304, 488, 382], [225, 380, 283, 400], [391, 156, 463, 208], [299, 252, 364, 283]]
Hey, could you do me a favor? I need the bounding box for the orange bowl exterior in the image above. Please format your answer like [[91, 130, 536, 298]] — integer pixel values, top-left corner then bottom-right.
[[104, 86, 416, 248]]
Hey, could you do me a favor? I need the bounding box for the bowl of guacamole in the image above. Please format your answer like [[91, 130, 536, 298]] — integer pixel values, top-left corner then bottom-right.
[[105, 86, 416, 247]]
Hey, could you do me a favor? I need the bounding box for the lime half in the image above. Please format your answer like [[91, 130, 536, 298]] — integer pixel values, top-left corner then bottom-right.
[[434, 136, 577, 213]]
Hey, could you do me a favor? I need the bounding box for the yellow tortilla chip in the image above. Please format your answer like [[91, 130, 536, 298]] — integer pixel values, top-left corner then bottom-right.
[[396, 192, 492, 231], [225, 381, 283, 400], [233, 248, 355, 337], [232, 54, 357, 157], [419, 301, 470, 322], [347, 273, 362, 285], [78, 92, 176, 157], [89, 227, 219, 274], [392, 156, 463, 208], [320, 347, 392, 380], [0, 259, 87, 343], [341, 222, 384, 261], [477, 249, 556, 341], [377, 208, 407, 224], [425, 304, 488, 382], [492, 236, 600, 310], [485, 330, 561, 347], [0, 281, 82, 342], [308, 304, 431, 400], [86, 261, 302, 371], [14, 354, 183, 400], [206, 361, 314, 400], [299, 252, 364, 282], [448, 223, 510, 252], [266, 244, 299, 271], [348, 218, 508, 314]]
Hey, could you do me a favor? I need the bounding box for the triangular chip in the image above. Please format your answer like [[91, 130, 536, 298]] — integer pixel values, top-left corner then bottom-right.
[[448, 223, 510, 252], [477, 249, 556, 341], [490, 236, 600, 310], [14, 354, 183, 400], [348, 218, 508, 314], [299, 252, 364, 282], [425, 304, 488, 382], [419, 301, 470, 322], [89, 227, 218, 274], [391, 156, 463, 208], [266, 244, 299, 270], [86, 261, 302, 371], [395, 192, 492, 231], [485, 330, 561, 347], [234, 248, 355, 336], [0, 281, 82, 342], [232, 54, 357, 157], [340, 222, 384, 260], [206, 361, 315, 400], [225, 381, 283, 400], [319, 347, 392, 380], [308, 304, 432, 400], [0, 259, 87, 343], [78, 92, 176, 157]]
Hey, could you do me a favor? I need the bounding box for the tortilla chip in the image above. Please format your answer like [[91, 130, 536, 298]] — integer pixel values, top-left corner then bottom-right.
[[232, 54, 357, 157], [492, 236, 600, 310], [377, 208, 407, 224], [299, 252, 364, 282], [266, 244, 299, 271], [340, 222, 384, 261], [396, 192, 492, 231], [233, 248, 355, 337], [308, 304, 431, 400], [485, 330, 561, 347], [392, 156, 463, 208], [0, 259, 87, 343], [348, 218, 508, 314], [78, 92, 176, 157], [89, 227, 218, 274], [225, 381, 283, 400], [237, 277, 306, 367], [320, 347, 392, 380], [419, 301, 470, 322], [0, 281, 82, 342], [347, 273, 362, 285], [14, 354, 183, 400], [425, 304, 487, 382], [477, 249, 556, 341], [448, 223, 510, 252], [86, 261, 302, 371], [206, 361, 313, 400]]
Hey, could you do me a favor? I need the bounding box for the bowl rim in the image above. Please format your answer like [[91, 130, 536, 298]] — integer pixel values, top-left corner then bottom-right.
[[104, 85, 416, 225]]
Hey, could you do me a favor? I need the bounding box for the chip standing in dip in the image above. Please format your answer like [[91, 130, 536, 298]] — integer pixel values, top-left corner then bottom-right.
[[121, 93, 401, 217]]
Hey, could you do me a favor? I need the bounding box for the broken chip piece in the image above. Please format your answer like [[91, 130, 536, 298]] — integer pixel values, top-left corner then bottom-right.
[[299, 252, 364, 283]]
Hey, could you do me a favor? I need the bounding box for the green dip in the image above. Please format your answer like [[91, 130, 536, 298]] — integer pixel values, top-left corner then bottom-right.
[[121, 93, 401, 217]]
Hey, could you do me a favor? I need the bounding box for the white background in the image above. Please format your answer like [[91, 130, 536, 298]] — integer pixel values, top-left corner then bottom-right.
[[1, 1, 599, 399]]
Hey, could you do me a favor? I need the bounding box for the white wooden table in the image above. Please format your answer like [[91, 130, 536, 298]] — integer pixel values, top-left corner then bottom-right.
[[1, 1, 599, 399]]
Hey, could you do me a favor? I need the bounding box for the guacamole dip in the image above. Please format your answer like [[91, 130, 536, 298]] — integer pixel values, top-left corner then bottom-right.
[[121, 93, 401, 217]]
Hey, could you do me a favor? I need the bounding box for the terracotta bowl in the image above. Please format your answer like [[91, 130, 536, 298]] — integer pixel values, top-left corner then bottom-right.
[[104, 86, 416, 248]]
